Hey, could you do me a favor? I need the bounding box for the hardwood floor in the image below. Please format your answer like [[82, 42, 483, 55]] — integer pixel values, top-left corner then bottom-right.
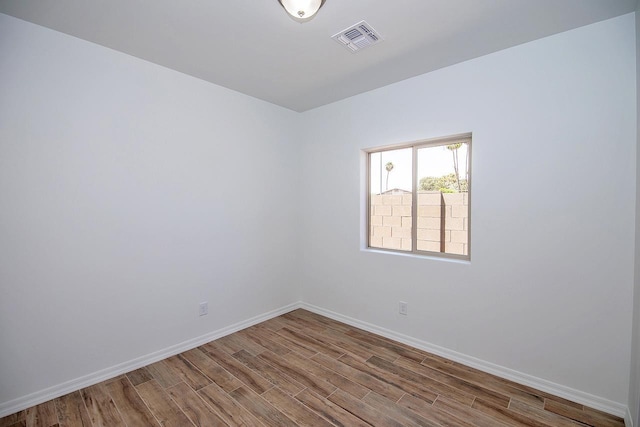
[[0, 309, 625, 427]]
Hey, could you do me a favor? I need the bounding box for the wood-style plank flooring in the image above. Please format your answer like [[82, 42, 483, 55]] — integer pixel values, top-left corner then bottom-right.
[[0, 309, 625, 427]]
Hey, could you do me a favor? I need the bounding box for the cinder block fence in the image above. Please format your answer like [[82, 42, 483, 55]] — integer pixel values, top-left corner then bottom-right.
[[370, 191, 469, 255]]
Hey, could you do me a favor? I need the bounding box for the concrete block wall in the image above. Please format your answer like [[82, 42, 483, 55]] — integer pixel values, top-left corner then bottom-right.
[[370, 193, 412, 251], [370, 191, 469, 255]]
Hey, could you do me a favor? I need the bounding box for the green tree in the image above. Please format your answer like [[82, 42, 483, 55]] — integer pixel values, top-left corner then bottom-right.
[[419, 173, 468, 192], [385, 162, 394, 191]]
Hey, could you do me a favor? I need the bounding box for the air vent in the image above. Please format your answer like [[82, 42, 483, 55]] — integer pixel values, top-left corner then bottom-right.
[[332, 21, 383, 53]]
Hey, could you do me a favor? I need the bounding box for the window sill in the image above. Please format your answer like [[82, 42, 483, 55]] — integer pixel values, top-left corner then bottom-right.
[[361, 247, 471, 264]]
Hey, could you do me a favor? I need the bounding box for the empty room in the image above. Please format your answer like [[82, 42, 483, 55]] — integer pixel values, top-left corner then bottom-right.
[[1, 1, 639, 426]]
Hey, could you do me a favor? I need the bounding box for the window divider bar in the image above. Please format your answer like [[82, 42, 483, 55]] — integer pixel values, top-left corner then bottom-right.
[[440, 192, 446, 253], [412, 145, 418, 253], [366, 152, 371, 249]]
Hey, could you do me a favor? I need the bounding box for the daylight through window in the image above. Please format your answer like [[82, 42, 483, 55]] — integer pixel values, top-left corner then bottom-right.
[[368, 134, 471, 259]]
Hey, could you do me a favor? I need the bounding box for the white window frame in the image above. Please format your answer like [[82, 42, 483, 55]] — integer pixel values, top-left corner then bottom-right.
[[366, 133, 472, 261]]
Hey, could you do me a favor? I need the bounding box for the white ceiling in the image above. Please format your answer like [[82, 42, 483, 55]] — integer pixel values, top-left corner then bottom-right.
[[0, 0, 636, 112]]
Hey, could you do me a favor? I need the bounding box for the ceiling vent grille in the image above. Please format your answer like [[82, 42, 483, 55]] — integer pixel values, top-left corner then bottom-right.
[[332, 21, 383, 53]]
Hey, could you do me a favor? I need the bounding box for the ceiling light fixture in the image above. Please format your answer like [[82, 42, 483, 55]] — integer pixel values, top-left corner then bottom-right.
[[278, 0, 326, 23]]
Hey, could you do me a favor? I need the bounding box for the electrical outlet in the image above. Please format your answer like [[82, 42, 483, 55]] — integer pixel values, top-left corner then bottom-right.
[[399, 301, 408, 316], [199, 301, 208, 316]]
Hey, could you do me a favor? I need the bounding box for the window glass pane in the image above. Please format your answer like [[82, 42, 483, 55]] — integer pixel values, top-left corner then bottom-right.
[[369, 147, 412, 251], [416, 142, 469, 255]]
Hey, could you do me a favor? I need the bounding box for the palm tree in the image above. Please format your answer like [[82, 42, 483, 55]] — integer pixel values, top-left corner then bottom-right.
[[385, 162, 394, 191], [446, 143, 462, 192]]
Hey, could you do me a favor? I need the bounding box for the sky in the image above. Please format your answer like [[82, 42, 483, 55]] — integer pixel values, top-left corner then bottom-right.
[[370, 143, 469, 194]]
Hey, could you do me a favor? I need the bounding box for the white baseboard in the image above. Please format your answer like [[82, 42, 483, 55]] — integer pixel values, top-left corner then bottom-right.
[[1, 301, 631, 423], [300, 302, 629, 420], [0, 301, 302, 418]]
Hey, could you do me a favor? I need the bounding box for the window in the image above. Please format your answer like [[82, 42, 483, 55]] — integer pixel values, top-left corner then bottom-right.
[[368, 134, 471, 259]]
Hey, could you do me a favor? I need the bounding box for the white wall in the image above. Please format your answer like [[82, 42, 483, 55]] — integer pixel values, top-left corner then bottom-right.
[[629, 5, 640, 426], [300, 13, 636, 407], [0, 13, 300, 407]]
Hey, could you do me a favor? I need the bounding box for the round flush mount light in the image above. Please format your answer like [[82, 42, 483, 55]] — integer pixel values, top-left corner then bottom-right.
[[278, 0, 326, 23]]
